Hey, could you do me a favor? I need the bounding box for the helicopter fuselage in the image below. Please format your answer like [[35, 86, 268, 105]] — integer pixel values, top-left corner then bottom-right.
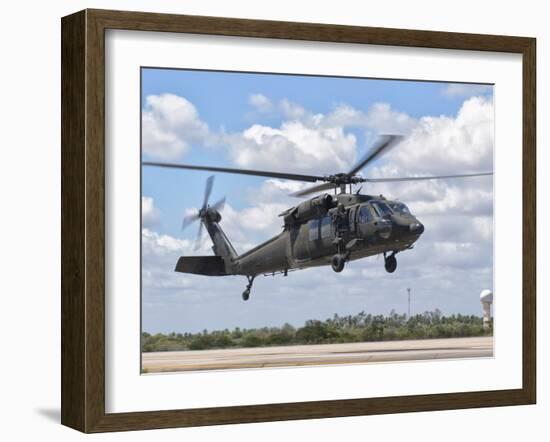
[[202, 193, 424, 277]]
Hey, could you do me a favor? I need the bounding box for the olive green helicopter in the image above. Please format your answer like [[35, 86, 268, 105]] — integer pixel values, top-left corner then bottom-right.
[[143, 135, 493, 300]]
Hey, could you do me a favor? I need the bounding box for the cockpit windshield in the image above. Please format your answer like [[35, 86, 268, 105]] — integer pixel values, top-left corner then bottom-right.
[[371, 201, 393, 218], [388, 202, 411, 216]]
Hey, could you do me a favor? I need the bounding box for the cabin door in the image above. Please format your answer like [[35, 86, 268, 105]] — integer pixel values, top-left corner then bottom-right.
[[349, 206, 358, 233], [357, 204, 377, 240]]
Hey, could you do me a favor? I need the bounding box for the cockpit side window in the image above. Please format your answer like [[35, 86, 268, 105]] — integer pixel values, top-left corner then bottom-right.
[[358, 205, 373, 224]]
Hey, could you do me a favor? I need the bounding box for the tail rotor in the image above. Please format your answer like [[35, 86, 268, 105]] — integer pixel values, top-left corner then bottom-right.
[[180, 175, 225, 251]]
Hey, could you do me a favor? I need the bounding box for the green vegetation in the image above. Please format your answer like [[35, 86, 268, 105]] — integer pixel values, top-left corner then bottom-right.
[[141, 309, 492, 352]]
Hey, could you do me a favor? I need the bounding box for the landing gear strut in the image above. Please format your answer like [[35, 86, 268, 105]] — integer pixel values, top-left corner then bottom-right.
[[384, 252, 397, 273], [242, 275, 255, 301]]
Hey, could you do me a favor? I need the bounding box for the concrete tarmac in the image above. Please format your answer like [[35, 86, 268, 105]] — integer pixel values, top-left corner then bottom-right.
[[142, 336, 493, 373]]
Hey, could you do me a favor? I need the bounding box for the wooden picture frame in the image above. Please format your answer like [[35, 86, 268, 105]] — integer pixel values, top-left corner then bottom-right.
[[61, 8, 536, 433]]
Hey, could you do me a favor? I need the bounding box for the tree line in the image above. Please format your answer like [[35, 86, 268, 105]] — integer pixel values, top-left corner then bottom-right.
[[142, 309, 492, 352]]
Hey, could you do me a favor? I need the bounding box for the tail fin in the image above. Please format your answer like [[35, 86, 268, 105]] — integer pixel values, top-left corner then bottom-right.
[[203, 216, 237, 261]]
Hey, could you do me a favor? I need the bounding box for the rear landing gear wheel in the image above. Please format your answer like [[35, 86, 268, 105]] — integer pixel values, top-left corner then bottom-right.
[[331, 254, 346, 273], [384, 254, 397, 273], [241, 275, 255, 301]]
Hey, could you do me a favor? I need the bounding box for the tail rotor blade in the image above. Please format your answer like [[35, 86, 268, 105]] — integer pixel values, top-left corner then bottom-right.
[[202, 175, 215, 209], [194, 221, 204, 251], [181, 212, 199, 231], [211, 196, 226, 212]]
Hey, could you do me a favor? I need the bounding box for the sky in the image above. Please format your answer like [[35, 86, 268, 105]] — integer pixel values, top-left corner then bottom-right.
[[141, 67, 494, 334]]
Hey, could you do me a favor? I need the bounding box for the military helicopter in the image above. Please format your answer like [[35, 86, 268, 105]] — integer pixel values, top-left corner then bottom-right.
[[143, 135, 493, 300]]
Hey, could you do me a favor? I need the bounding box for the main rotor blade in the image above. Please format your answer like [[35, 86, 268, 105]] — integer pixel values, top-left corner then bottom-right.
[[364, 172, 493, 183], [347, 135, 403, 176], [203, 175, 214, 209], [291, 182, 335, 197], [142, 161, 324, 183]]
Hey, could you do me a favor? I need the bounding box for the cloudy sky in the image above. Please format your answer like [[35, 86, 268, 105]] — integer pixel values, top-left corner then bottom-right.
[[141, 68, 494, 334]]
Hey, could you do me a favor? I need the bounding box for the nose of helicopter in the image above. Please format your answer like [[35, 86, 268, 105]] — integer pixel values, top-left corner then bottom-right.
[[389, 213, 424, 237], [409, 221, 424, 235]]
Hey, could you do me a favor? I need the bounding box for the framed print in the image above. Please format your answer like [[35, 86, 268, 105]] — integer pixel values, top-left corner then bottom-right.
[[61, 9, 536, 433]]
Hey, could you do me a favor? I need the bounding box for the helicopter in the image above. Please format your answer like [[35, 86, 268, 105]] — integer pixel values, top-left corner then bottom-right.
[[143, 135, 493, 301]]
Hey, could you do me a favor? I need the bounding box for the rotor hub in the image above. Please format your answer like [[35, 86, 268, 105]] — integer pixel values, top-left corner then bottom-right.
[[324, 173, 366, 185], [202, 207, 222, 223]]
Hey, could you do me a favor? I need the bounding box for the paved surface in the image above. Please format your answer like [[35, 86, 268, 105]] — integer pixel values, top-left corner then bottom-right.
[[142, 336, 493, 373]]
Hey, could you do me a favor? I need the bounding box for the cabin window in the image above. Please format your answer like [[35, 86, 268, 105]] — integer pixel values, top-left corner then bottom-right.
[[358, 205, 373, 224], [308, 219, 319, 241], [320, 216, 332, 239]]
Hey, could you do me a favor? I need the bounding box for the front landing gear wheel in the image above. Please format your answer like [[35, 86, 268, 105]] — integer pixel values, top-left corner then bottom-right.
[[331, 254, 346, 273], [242, 289, 250, 301], [384, 254, 397, 273]]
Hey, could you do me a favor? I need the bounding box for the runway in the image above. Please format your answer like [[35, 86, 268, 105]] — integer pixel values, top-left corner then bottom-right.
[[142, 336, 493, 373]]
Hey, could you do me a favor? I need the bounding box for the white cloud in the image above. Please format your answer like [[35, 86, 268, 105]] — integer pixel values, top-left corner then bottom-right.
[[324, 102, 417, 135], [280, 98, 308, 120], [374, 96, 494, 178], [141, 228, 192, 291], [441, 83, 493, 98], [142, 196, 160, 227], [278, 99, 416, 134], [142, 227, 192, 257], [248, 93, 273, 113], [142, 94, 210, 160], [141, 94, 417, 175], [403, 185, 493, 217], [224, 121, 357, 174], [236, 183, 289, 235], [223, 99, 419, 176], [364, 103, 418, 134]]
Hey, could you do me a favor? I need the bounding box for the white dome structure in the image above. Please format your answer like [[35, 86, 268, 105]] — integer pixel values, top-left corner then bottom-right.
[[480, 289, 493, 303], [480, 289, 493, 329]]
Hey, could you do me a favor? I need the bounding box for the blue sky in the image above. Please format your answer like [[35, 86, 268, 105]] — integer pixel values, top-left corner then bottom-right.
[[141, 68, 470, 126], [141, 67, 494, 334]]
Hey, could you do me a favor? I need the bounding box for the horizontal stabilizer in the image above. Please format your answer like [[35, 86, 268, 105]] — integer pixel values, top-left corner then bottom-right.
[[175, 256, 227, 276]]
